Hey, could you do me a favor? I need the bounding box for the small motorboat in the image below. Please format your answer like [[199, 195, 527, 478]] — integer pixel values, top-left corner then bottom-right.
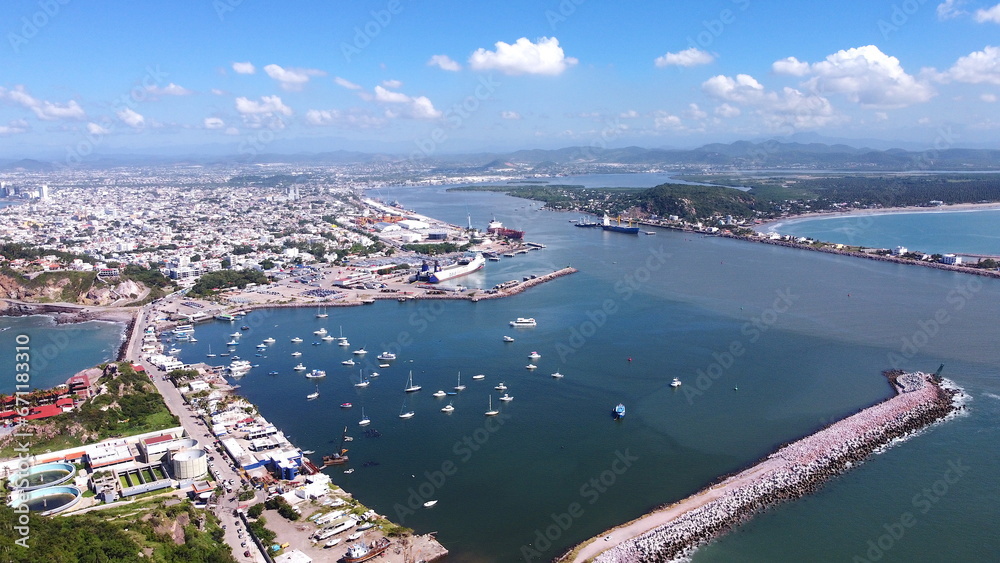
[[495, 382, 507, 391], [551, 372, 564, 378], [340, 402, 353, 408], [433, 390, 447, 398], [423, 500, 438, 508], [670, 377, 682, 388], [500, 393, 513, 402], [525, 364, 537, 370], [502, 335, 515, 342], [472, 374, 485, 380]]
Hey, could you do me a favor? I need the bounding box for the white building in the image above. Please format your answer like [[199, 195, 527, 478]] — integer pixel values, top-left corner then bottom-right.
[[940, 254, 962, 265], [892, 246, 908, 256]]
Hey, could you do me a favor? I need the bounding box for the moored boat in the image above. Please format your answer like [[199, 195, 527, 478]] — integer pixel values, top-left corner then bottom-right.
[[614, 403, 626, 419]]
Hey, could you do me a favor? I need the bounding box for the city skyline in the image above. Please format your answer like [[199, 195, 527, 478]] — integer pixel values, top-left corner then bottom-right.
[[3, 0, 1000, 159]]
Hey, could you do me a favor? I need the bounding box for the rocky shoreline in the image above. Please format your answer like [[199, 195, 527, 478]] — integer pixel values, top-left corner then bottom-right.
[[562, 371, 962, 563]]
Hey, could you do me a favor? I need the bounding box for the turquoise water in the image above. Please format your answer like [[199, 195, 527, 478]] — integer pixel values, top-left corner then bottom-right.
[[0, 315, 126, 394], [765, 208, 1000, 256], [163, 187, 1000, 562]]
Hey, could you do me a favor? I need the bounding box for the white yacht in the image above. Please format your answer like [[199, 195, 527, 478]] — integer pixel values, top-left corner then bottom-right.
[[551, 371, 565, 378], [472, 374, 486, 380], [291, 351, 302, 357], [353, 348, 367, 355], [440, 402, 455, 413], [509, 318, 537, 327], [306, 369, 326, 379], [377, 352, 396, 361], [526, 364, 538, 370], [321, 335, 336, 341], [262, 337, 275, 344], [291, 337, 303, 343], [454, 372, 465, 391], [358, 408, 371, 426], [503, 335, 515, 342], [314, 327, 328, 336], [499, 393, 513, 402], [495, 382, 507, 391], [670, 377, 682, 387], [293, 363, 307, 371], [342, 359, 355, 366], [433, 390, 447, 398], [528, 351, 541, 359]]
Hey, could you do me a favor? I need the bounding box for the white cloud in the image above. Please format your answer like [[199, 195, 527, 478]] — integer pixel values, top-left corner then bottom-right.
[[940, 45, 1000, 84], [875, 111, 889, 121], [333, 77, 362, 90], [803, 45, 935, 108], [381, 79, 403, 89], [210, 88, 227, 96], [146, 83, 193, 96], [654, 47, 714, 68], [468, 37, 577, 75], [714, 103, 741, 118], [975, 3, 1000, 22], [234, 95, 293, 115], [684, 103, 708, 120], [937, 0, 967, 19], [224, 126, 240, 135], [428, 54, 461, 72], [500, 110, 522, 120], [263, 64, 326, 91], [619, 110, 640, 119], [86, 122, 109, 135], [117, 107, 145, 128], [371, 86, 441, 119], [772, 56, 810, 76], [305, 108, 386, 128], [702, 73, 837, 130], [374, 86, 411, 104], [653, 112, 682, 130], [203, 117, 225, 129], [982, 93, 998, 102], [232, 62, 256, 74], [918, 117, 932, 124], [0, 119, 29, 135], [0, 85, 86, 121]]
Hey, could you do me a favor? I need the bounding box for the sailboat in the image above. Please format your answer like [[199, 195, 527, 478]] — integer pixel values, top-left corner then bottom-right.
[[354, 370, 370, 388], [358, 408, 371, 426], [454, 371, 465, 391], [485, 395, 499, 416], [399, 397, 415, 419], [205, 345, 216, 358], [316, 306, 328, 318], [404, 371, 421, 393], [307, 385, 319, 400]]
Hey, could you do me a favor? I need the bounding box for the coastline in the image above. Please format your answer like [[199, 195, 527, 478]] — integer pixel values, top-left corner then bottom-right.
[[754, 201, 1000, 231], [559, 372, 963, 563]]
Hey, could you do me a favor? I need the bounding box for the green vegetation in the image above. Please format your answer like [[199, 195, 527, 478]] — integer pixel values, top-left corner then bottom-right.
[[0, 499, 236, 563], [0, 267, 98, 302], [402, 242, 472, 255], [265, 495, 300, 521], [238, 489, 256, 502], [248, 515, 276, 544], [122, 264, 175, 290], [0, 362, 178, 458], [0, 242, 96, 264], [247, 503, 264, 519], [188, 268, 268, 297]]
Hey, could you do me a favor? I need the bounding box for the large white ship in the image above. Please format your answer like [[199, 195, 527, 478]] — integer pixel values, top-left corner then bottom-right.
[[422, 253, 485, 283]]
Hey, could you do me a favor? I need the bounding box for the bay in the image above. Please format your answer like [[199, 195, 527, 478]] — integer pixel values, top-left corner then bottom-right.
[[166, 185, 1000, 562]]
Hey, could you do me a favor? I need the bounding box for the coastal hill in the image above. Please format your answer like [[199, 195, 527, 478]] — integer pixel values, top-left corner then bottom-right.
[[0, 269, 151, 306]]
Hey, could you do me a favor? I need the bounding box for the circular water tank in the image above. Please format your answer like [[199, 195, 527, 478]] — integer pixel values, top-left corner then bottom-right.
[[172, 448, 208, 480]]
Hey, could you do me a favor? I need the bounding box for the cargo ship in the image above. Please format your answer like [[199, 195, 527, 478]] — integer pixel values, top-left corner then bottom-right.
[[487, 219, 525, 240], [420, 253, 485, 283], [602, 214, 640, 234]]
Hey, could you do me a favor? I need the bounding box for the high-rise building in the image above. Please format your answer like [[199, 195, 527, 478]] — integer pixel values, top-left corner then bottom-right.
[[40, 184, 50, 201]]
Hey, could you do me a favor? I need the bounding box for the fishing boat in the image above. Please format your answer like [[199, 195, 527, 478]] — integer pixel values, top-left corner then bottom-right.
[[440, 402, 455, 413], [404, 371, 421, 393], [293, 363, 307, 371], [339, 339, 351, 347], [307, 386, 320, 400], [472, 374, 485, 380], [500, 393, 513, 402], [502, 335, 515, 342], [551, 371, 564, 378], [306, 369, 326, 379], [343, 538, 391, 563], [342, 359, 355, 366], [495, 382, 507, 391], [614, 403, 626, 420], [376, 351, 396, 361], [670, 377, 682, 387], [454, 372, 465, 391], [509, 317, 537, 327], [432, 390, 447, 398], [322, 426, 350, 466], [291, 337, 303, 343], [358, 408, 371, 426], [485, 395, 499, 416]]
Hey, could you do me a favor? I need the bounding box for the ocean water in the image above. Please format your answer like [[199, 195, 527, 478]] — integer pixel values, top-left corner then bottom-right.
[[160, 186, 1000, 562], [765, 208, 1000, 256], [0, 315, 126, 394]]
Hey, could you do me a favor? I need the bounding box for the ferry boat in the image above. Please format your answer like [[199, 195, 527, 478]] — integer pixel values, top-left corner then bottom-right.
[[420, 253, 486, 283], [172, 324, 194, 335], [509, 317, 537, 327], [306, 369, 326, 379], [376, 352, 396, 361], [343, 538, 391, 563], [614, 403, 626, 419], [215, 313, 237, 322]]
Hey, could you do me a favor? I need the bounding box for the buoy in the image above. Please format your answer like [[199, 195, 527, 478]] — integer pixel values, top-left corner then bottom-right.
[[627, 357, 632, 362]]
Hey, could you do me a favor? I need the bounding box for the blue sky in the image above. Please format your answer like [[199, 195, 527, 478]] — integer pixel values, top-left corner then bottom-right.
[[2, 0, 1000, 158]]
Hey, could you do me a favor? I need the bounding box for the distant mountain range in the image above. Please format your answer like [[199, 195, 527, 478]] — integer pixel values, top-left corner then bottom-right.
[[3, 140, 999, 171]]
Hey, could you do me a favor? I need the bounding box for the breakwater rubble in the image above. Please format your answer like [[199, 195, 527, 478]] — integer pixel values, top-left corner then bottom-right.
[[563, 370, 963, 563]]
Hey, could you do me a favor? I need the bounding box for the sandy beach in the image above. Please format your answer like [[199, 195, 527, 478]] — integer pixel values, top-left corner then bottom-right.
[[755, 201, 1000, 232]]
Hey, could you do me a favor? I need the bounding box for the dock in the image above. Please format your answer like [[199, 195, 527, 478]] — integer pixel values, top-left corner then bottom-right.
[[560, 371, 961, 563]]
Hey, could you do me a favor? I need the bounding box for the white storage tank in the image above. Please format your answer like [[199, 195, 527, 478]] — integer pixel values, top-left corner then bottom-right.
[[172, 448, 208, 480]]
